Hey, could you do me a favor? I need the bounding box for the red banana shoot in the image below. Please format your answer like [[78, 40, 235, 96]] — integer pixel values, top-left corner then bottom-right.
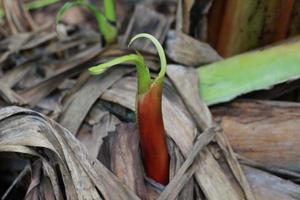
[[89, 33, 169, 185]]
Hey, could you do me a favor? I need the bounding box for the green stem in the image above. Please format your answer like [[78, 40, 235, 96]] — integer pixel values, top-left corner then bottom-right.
[[56, 0, 117, 44], [101, 0, 117, 43], [104, 0, 116, 23]]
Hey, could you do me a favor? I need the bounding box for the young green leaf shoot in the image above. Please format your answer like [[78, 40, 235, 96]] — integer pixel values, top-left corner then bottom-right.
[[89, 33, 169, 185]]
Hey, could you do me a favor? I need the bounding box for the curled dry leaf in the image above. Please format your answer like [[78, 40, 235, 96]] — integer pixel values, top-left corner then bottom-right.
[[0, 106, 139, 200]]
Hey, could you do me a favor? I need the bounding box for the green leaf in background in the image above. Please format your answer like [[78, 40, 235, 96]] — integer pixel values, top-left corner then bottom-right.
[[56, 0, 117, 44], [198, 40, 300, 105]]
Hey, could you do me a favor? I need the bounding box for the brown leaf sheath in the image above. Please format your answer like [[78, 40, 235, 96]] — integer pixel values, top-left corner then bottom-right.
[[272, 0, 295, 42], [207, 0, 227, 48], [137, 82, 169, 185]]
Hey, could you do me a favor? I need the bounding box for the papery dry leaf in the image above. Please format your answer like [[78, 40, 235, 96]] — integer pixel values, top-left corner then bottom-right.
[[0, 106, 139, 200]]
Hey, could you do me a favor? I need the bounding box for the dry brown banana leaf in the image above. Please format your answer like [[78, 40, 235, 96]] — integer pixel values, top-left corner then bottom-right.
[[0, 106, 139, 200]]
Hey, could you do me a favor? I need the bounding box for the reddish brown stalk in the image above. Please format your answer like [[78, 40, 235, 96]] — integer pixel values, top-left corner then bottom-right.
[[137, 83, 169, 185], [215, 0, 238, 57], [272, 0, 295, 42], [288, 1, 300, 37], [207, 0, 227, 48], [216, 0, 295, 57]]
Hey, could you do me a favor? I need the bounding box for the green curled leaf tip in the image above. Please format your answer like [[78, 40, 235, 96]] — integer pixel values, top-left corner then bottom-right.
[[88, 33, 167, 94], [129, 33, 167, 85]]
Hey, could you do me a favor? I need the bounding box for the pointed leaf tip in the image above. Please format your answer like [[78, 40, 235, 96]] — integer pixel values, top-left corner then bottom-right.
[[88, 66, 106, 75]]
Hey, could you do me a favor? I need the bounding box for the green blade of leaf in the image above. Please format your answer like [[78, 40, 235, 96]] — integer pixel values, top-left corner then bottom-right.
[[198, 41, 300, 105]]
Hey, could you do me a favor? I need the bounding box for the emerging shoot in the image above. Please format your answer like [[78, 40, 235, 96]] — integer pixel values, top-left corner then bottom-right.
[[89, 33, 169, 185], [56, 0, 117, 44]]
